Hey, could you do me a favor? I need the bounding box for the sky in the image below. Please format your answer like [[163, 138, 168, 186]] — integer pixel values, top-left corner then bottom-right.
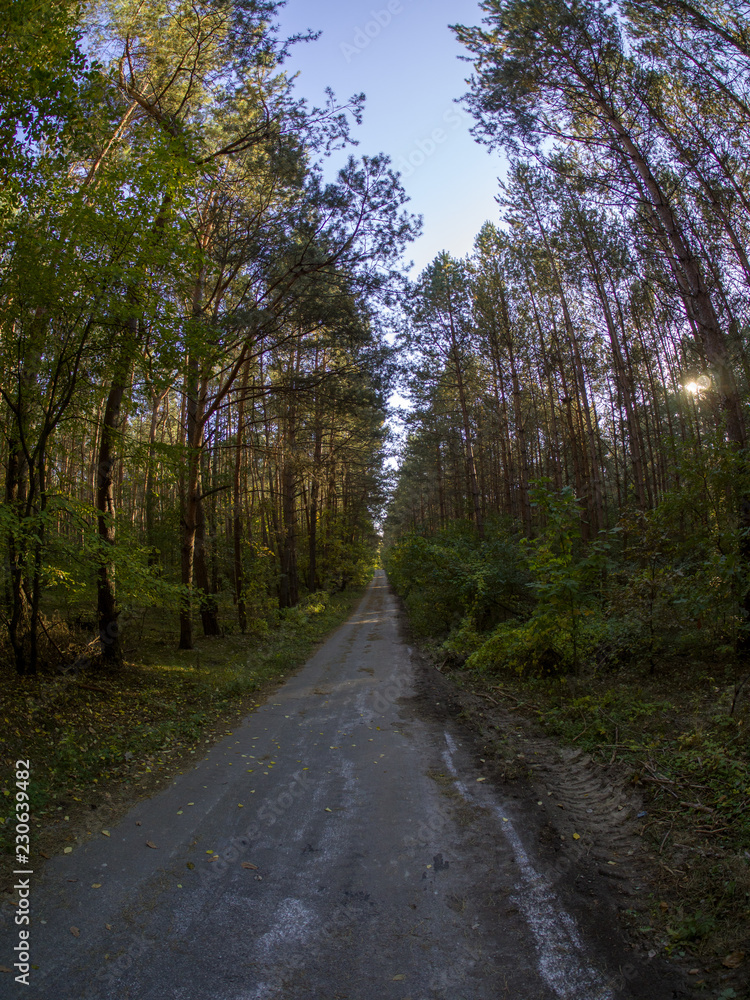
[[275, 0, 507, 275]]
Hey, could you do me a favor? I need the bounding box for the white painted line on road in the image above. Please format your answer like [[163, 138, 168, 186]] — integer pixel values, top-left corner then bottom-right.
[[442, 732, 613, 1000]]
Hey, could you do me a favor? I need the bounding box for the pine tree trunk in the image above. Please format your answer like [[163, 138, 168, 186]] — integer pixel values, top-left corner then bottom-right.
[[96, 326, 134, 670], [178, 355, 206, 649], [308, 411, 323, 591], [5, 406, 30, 675], [195, 487, 220, 636], [233, 363, 250, 633]]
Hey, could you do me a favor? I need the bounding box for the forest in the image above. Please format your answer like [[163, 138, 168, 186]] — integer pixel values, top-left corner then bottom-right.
[[0, 0, 420, 677], [1, 0, 750, 973], [386, 0, 750, 698], [380, 0, 750, 966]]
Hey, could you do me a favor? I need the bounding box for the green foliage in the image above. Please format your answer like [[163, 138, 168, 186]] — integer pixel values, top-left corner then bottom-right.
[[37, 510, 185, 614], [665, 911, 717, 949], [466, 610, 605, 677], [315, 527, 380, 593], [384, 520, 529, 639], [522, 483, 612, 672], [388, 466, 750, 689], [239, 542, 278, 635], [0, 0, 94, 217], [456, 484, 612, 676], [609, 444, 749, 669]]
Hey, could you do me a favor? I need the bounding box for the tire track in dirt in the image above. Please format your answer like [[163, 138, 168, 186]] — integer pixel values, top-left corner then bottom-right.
[[408, 655, 649, 896], [525, 744, 646, 892], [403, 645, 694, 998]]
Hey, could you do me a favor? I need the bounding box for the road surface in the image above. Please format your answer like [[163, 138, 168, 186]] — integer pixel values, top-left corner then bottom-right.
[[1, 572, 678, 999]]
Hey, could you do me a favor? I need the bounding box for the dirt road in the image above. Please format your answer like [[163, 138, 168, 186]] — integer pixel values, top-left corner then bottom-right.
[[1, 572, 685, 999]]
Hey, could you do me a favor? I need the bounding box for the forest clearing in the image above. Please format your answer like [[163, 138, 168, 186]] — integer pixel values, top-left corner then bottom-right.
[[1, 0, 749, 997]]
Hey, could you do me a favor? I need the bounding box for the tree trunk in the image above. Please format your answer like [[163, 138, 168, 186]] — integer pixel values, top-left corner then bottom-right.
[[145, 387, 167, 565], [96, 325, 134, 669], [279, 346, 301, 608], [575, 70, 747, 446], [195, 487, 220, 636], [233, 361, 251, 632], [308, 409, 324, 591], [178, 358, 206, 650], [5, 405, 30, 675], [446, 289, 484, 539], [279, 456, 299, 608]]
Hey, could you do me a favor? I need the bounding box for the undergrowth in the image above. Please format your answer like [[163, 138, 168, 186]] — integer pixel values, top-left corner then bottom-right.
[[384, 484, 750, 981]]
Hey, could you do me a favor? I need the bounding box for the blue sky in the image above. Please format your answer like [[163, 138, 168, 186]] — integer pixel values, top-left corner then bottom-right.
[[276, 0, 507, 275]]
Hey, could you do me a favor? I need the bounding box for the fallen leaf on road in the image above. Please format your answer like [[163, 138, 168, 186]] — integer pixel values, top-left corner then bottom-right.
[[0, 965, 11, 972], [101, 830, 110, 837], [242, 862, 259, 870], [63, 847, 73, 854], [70, 927, 80, 937], [476, 777, 486, 782], [688, 969, 700, 975], [325, 808, 332, 812], [392, 974, 405, 981], [573, 833, 580, 840], [91, 883, 102, 889], [136, 821, 141, 826], [146, 841, 157, 849], [186, 862, 195, 870], [723, 952, 745, 968], [39, 851, 50, 859], [105, 924, 112, 930], [177, 810, 183, 815]]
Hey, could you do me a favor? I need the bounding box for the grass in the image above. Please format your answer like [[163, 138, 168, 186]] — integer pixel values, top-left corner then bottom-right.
[[0, 585, 365, 881]]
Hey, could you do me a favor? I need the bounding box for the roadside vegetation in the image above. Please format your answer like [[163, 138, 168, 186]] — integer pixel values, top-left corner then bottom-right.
[[384, 0, 750, 986], [384, 498, 749, 979], [0, 582, 368, 884]]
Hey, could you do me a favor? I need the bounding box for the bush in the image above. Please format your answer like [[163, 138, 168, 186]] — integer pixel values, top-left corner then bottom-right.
[[466, 607, 610, 677], [384, 520, 529, 639]]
